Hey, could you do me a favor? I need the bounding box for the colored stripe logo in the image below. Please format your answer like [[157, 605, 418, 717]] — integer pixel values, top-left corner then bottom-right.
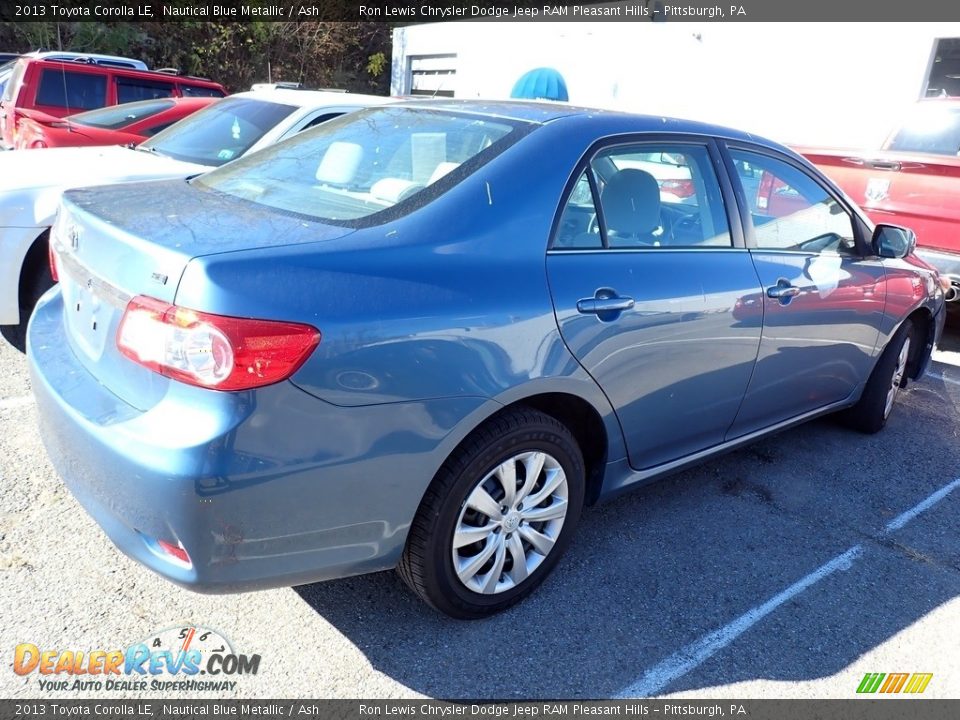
[[857, 672, 933, 694]]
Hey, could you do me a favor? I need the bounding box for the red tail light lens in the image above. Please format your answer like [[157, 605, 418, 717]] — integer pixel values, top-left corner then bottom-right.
[[117, 296, 320, 391], [157, 539, 191, 565], [47, 240, 59, 283], [658, 179, 695, 198]]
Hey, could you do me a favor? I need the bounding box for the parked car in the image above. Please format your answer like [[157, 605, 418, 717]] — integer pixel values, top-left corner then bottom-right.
[[0, 54, 223, 149], [0, 52, 147, 123], [28, 101, 946, 618], [0, 88, 391, 341], [796, 99, 960, 303], [14, 96, 220, 149]]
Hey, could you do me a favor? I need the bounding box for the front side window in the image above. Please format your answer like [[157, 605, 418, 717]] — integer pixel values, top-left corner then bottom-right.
[[36, 69, 107, 111], [70, 98, 174, 130], [195, 106, 521, 223], [140, 97, 297, 166], [731, 149, 857, 255], [553, 143, 732, 249]]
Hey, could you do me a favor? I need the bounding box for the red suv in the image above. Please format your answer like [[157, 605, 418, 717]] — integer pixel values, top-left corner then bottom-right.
[[0, 57, 225, 148]]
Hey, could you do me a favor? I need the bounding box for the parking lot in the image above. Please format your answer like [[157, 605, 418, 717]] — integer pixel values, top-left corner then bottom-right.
[[1, 311, 959, 700]]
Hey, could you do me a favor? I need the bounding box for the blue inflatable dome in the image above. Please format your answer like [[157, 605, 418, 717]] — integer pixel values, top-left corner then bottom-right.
[[510, 67, 569, 102]]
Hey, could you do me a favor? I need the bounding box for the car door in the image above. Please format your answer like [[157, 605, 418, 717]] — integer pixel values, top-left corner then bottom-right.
[[723, 145, 887, 438], [547, 137, 764, 470]]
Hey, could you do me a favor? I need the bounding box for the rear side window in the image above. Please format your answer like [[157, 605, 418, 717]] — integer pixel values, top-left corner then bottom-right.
[[36, 69, 107, 111], [117, 77, 175, 103], [181, 85, 226, 98], [553, 143, 732, 249]]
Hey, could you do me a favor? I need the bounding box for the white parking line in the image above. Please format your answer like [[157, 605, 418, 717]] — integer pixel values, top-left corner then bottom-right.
[[885, 477, 960, 533], [0, 395, 33, 410], [927, 372, 960, 386], [615, 476, 960, 698]]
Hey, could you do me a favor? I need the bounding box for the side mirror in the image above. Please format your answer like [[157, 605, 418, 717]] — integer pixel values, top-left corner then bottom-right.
[[871, 224, 916, 259]]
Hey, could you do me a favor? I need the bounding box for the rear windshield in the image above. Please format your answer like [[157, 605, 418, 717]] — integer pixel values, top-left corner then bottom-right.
[[140, 96, 295, 166], [194, 106, 520, 224], [886, 105, 960, 155], [70, 98, 175, 129]]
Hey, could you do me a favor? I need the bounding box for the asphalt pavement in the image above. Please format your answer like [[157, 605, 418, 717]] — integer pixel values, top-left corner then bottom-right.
[[1, 311, 958, 699]]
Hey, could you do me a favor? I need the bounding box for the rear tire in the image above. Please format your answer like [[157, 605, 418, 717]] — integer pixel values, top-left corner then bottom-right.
[[398, 407, 585, 619], [843, 320, 914, 434], [1, 233, 53, 353]]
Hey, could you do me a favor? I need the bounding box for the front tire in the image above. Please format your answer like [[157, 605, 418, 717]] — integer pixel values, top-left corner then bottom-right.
[[843, 320, 914, 434], [398, 407, 585, 619]]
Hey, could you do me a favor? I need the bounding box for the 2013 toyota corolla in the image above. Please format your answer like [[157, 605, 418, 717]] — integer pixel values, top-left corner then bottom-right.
[[28, 101, 947, 618]]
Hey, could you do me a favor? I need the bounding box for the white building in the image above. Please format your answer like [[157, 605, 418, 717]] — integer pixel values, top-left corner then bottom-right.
[[392, 22, 960, 148]]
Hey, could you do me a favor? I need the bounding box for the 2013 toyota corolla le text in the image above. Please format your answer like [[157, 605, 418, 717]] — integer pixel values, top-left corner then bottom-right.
[[27, 101, 947, 618]]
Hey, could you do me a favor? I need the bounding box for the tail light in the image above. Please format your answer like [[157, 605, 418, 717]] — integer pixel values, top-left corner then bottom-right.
[[157, 539, 191, 566], [47, 240, 59, 283], [658, 179, 695, 198], [117, 296, 320, 391]]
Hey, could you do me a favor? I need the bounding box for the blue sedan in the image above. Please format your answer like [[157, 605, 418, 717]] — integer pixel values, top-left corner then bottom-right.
[[28, 101, 947, 618]]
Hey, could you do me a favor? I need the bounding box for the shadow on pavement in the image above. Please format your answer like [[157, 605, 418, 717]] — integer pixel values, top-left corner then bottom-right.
[[294, 377, 960, 698]]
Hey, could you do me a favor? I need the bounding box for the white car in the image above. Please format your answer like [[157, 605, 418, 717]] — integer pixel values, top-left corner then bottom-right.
[[0, 88, 390, 333]]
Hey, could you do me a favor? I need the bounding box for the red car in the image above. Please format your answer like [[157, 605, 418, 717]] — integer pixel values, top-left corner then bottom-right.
[[796, 99, 960, 303], [0, 55, 225, 148], [14, 96, 220, 149]]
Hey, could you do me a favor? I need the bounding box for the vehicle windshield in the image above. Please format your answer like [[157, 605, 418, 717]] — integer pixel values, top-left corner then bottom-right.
[[69, 98, 177, 129], [140, 96, 296, 167], [194, 106, 520, 223], [886, 104, 960, 155]]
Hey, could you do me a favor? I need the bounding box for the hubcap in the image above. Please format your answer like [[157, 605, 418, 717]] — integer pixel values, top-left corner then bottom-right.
[[884, 336, 911, 419], [452, 451, 568, 595]]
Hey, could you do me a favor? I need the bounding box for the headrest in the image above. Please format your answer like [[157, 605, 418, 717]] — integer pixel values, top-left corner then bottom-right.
[[315, 141, 363, 185], [601, 169, 661, 236]]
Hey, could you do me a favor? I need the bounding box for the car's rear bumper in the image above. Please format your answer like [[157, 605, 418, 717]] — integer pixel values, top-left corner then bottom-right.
[[28, 288, 486, 593]]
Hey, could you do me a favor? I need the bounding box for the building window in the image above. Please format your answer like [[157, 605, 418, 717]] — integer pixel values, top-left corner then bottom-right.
[[407, 55, 456, 98], [925, 38, 960, 97]]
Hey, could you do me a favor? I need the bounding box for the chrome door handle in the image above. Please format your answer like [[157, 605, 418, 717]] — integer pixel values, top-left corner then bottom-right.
[[766, 281, 800, 300], [577, 296, 635, 314]]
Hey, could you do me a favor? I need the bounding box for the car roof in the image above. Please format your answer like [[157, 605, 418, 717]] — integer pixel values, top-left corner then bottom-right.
[[22, 51, 149, 70], [392, 97, 768, 146], [229, 88, 392, 109]]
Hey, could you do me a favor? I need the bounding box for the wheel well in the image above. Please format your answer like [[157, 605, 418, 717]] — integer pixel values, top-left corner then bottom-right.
[[501, 393, 608, 506], [904, 307, 934, 380], [18, 230, 50, 308]]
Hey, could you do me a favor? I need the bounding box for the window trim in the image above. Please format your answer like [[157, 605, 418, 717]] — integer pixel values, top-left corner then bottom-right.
[[718, 140, 871, 257], [548, 133, 746, 253]]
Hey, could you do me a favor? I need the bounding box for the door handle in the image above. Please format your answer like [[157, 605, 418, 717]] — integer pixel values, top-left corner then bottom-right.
[[766, 280, 800, 300], [577, 295, 635, 314]]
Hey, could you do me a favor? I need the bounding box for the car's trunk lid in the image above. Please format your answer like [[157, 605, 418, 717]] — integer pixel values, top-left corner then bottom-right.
[[54, 179, 354, 410]]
